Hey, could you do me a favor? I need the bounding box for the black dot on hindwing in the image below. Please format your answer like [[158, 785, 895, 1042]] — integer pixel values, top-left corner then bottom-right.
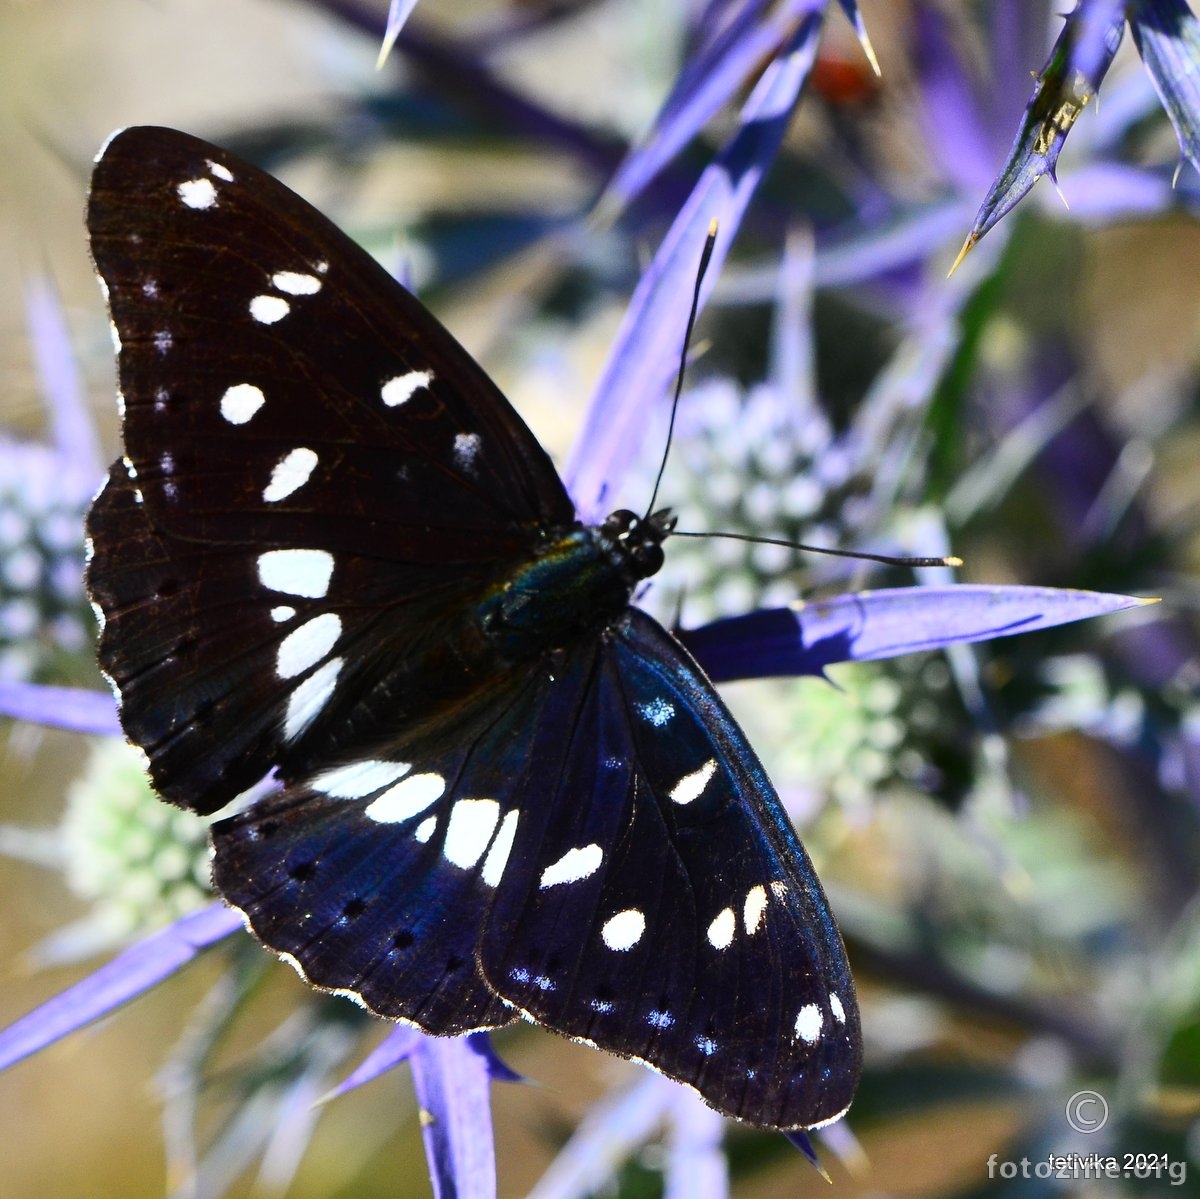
[[341, 896, 368, 920], [390, 929, 415, 951], [288, 858, 317, 883], [590, 982, 616, 1015]]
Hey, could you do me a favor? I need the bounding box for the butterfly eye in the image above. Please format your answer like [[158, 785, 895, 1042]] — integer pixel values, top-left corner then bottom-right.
[[630, 540, 665, 576], [603, 509, 639, 537]]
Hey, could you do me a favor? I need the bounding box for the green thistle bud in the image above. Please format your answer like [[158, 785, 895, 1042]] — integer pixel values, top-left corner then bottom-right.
[[61, 738, 212, 942]]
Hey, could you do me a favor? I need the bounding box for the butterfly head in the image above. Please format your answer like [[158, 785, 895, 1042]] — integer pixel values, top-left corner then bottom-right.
[[602, 508, 677, 582]]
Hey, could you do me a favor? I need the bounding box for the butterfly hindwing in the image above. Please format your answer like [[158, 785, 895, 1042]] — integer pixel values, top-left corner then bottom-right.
[[483, 612, 859, 1128], [86, 126, 573, 812], [211, 784, 517, 1034], [211, 657, 561, 1031]]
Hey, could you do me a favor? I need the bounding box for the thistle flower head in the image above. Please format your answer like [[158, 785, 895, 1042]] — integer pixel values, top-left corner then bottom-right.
[[0, 440, 94, 683]]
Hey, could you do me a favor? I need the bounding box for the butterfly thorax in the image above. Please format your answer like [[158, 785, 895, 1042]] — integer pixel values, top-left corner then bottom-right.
[[478, 508, 675, 661]]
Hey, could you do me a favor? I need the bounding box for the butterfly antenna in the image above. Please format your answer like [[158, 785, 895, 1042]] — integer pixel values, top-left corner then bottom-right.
[[648, 225, 959, 573], [672, 528, 962, 569], [644, 219, 719, 519]]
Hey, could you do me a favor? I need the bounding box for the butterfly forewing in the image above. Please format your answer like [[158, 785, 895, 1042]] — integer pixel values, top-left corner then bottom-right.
[[86, 126, 572, 812], [87, 126, 862, 1129]]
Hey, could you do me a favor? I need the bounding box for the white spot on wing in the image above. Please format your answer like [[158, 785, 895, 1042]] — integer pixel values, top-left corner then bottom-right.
[[481, 809, 520, 887], [312, 759, 412, 799], [380, 370, 434, 408], [794, 1003, 823, 1044], [272, 270, 322, 295], [601, 908, 645, 951], [648, 1009, 674, 1029], [414, 815, 437, 843], [178, 177, 217, 209], [453, 431, 482, 472], [443, 798, 501, 870], [262, 447, 319, 502], [670, 758, 717, 805], [706, 907, 735, 949], [275, 612, 342, 679], [695, 1035, 717, 1056], [637, 697, 675, 726], [539, 843, 602, 888], [250, 294, 290, 324], [743, 884, 768, 935], [270, 605, 295, 623], [154, 331, 173, 354], [220, 383, 265, 425], [283, 656, 342, 740], [365, 773, 446, 824], [830, 992, 846, 1024], [257, 548, 334, 598], [206, 160, 233, 182]]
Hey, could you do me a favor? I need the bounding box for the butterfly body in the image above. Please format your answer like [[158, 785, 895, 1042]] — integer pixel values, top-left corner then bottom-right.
[[478, 509, 674, 658], [85, 126, 861, 1129]]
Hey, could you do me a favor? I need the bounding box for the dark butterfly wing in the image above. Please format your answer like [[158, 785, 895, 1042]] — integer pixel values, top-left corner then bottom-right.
[[212, 610, 859, 1129], [209, 661, 558, 1035], [211, 643, 610, 1031], [485, 611, 859, 1128], [86, 126, 574, 812]]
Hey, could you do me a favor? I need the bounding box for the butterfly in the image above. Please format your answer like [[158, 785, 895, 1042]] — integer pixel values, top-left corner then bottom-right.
[[84, 126, 861, 1130]]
